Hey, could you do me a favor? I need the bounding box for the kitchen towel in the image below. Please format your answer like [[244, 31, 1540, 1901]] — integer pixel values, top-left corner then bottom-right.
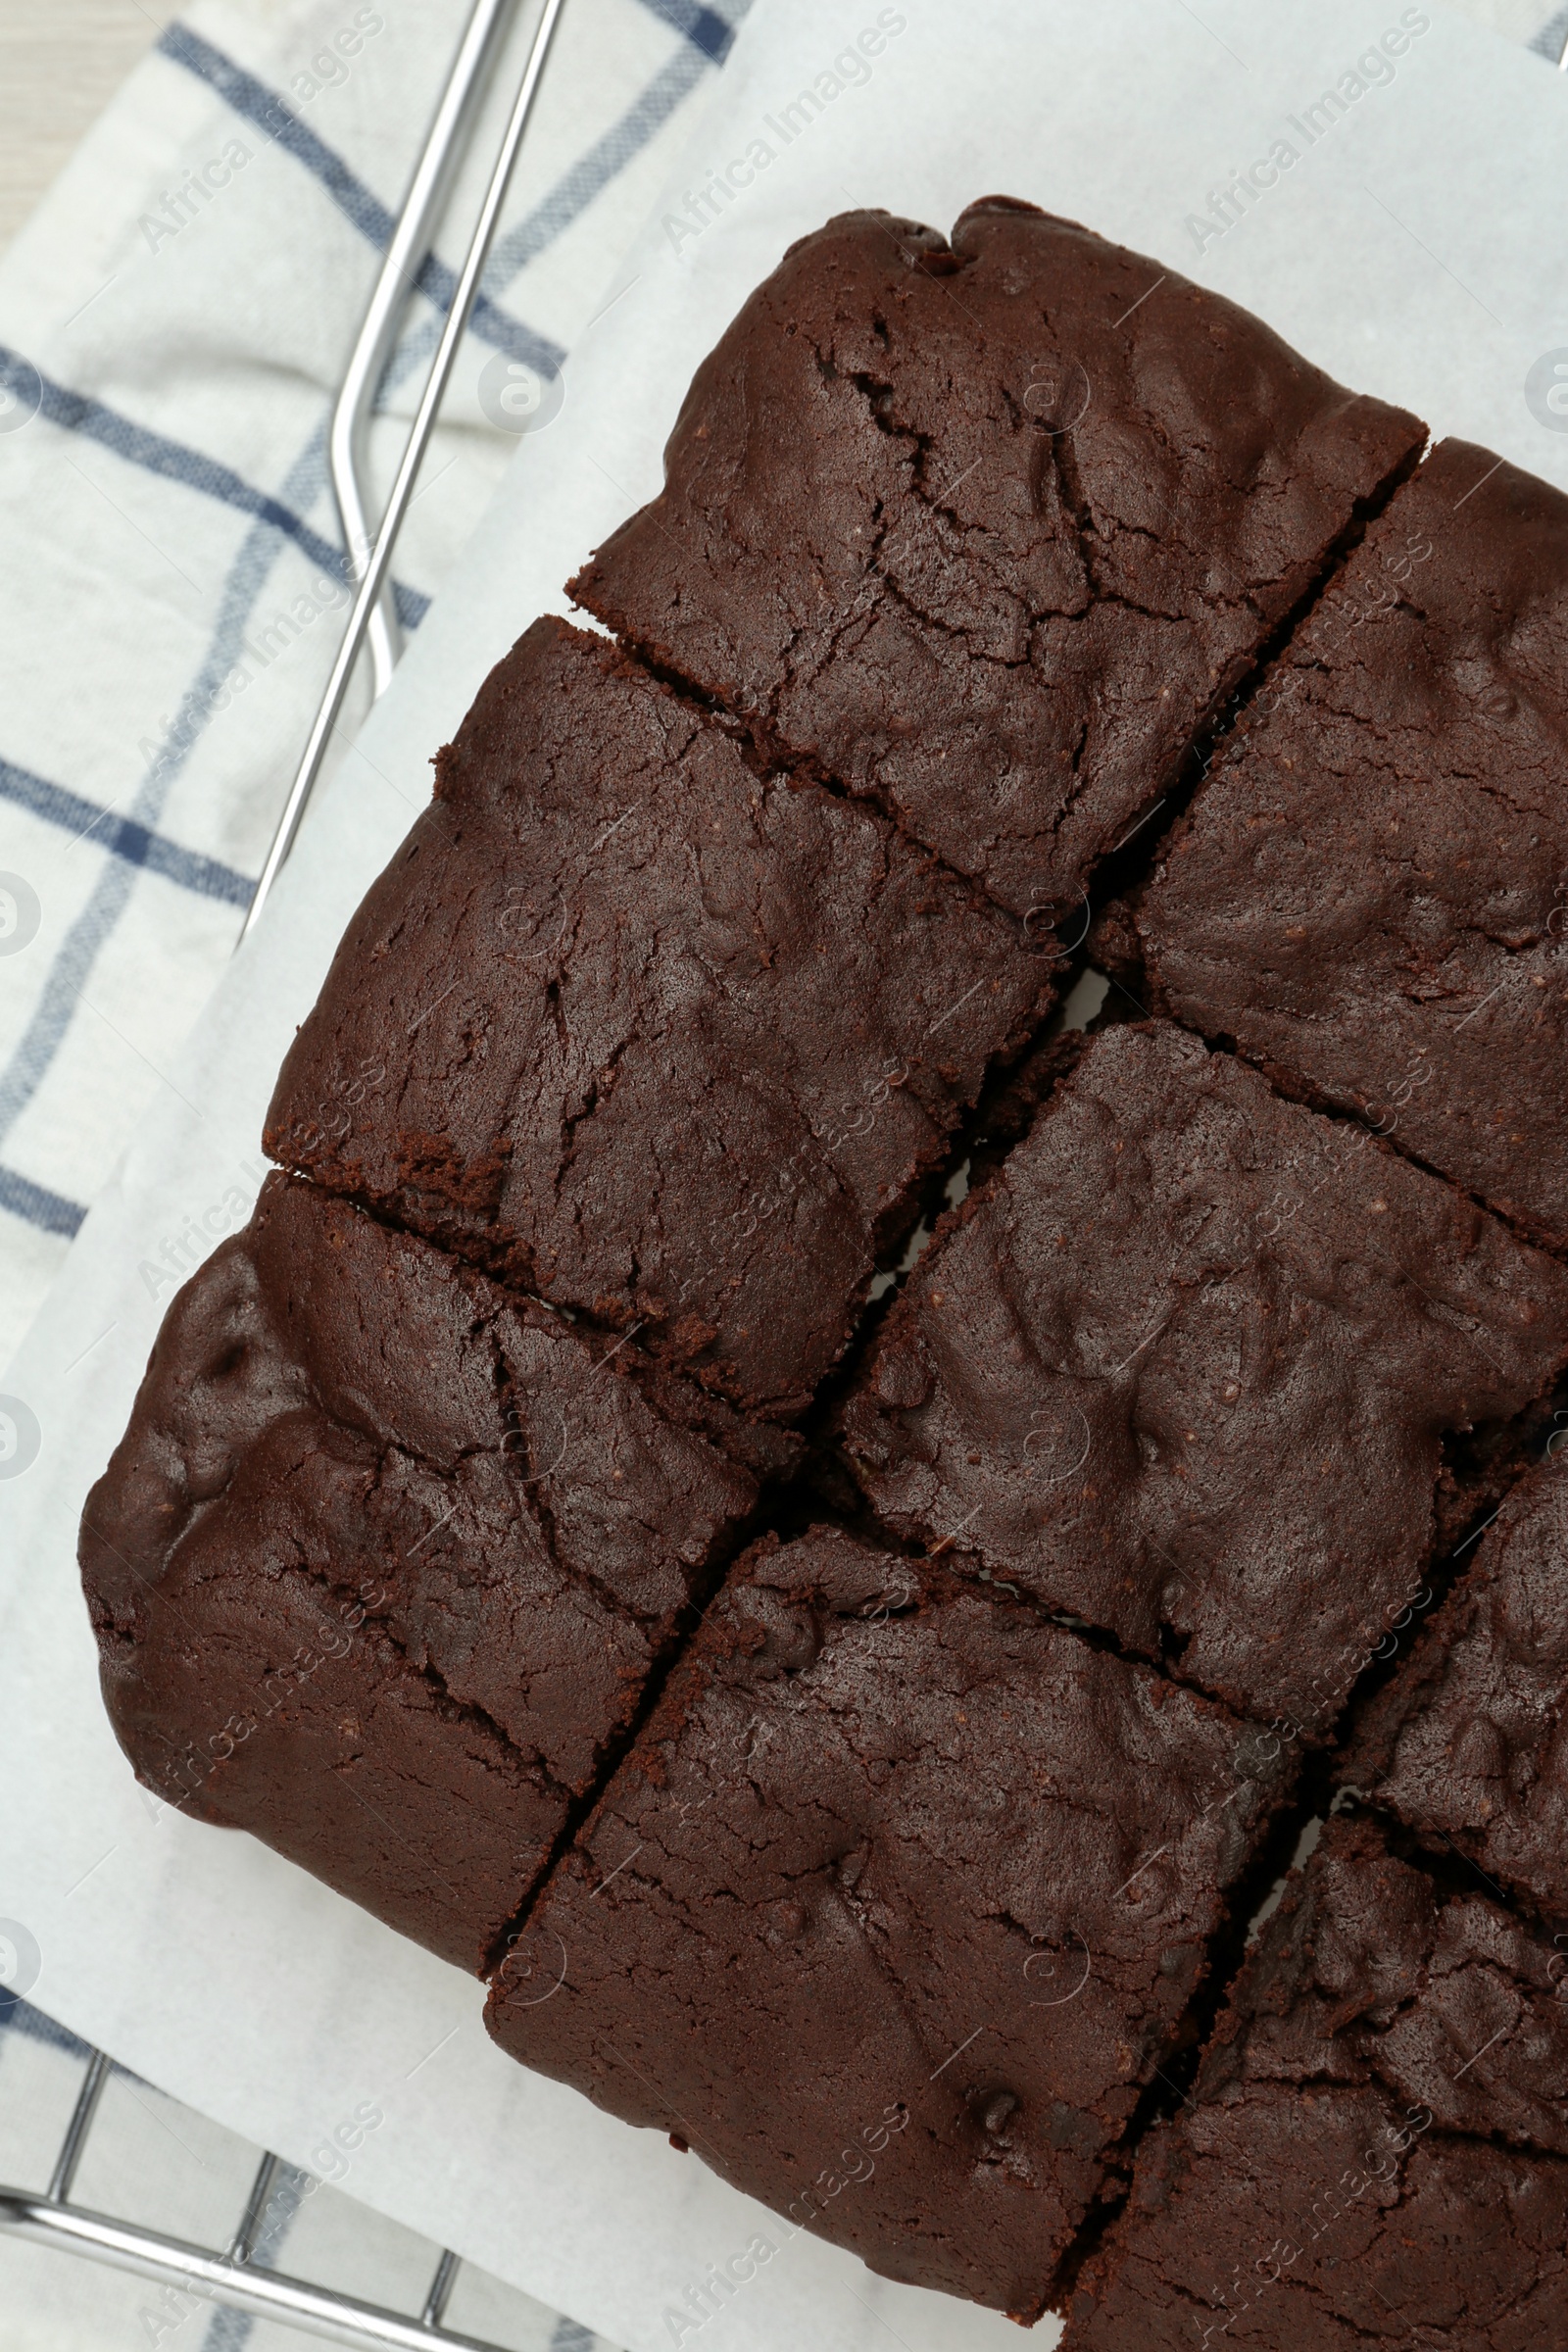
[[0, 0, 748, 1368]]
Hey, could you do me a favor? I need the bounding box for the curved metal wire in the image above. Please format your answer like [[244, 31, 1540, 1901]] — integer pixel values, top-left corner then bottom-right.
[[329, 0, 522, 701], [240, 0, 567, 942]]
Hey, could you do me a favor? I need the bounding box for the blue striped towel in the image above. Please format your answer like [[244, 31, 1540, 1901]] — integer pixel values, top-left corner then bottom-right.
[[0, 0, 747, 1370]]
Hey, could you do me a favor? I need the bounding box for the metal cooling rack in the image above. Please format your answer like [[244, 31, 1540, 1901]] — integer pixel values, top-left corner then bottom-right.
[[0, 2047, 502, 2349], [1, 0, 573, 2342], [242, 0, 565, 938]]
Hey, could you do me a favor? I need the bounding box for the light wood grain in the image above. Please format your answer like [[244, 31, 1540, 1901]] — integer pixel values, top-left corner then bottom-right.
[[0, 0, 162, 251]]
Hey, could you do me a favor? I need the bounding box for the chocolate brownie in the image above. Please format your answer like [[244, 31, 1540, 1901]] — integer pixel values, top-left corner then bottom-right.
[[1140, 438, 1568, 1253], [840, 1022, 1568, 1730], [486, 1525, 1293, 2318], [1346, 1449, 1568, 1924], [79, 1174, 795, 1974], [1065, 1814, 1568, 2350], [571, 202, 1426, 919], [264, 616, 1048, 1420]]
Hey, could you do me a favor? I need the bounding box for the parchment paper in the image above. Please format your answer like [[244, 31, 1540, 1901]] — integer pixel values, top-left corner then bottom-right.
[[5, 5, 1568, 2345]]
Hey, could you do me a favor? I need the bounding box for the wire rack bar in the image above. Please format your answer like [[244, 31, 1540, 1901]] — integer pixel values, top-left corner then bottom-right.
[[45, 2047, 110, 2204], [329, 0, 523, 701], [229, 2148, 282, 2264], [0, 2044, 515, 2351], [421, 2247, 463, 2327], [0, 2187, 500, 2352], [239, 0, 567, 941]]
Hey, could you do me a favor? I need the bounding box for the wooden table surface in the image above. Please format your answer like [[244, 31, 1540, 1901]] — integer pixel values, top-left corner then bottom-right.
[[0, 0, 161, 251]]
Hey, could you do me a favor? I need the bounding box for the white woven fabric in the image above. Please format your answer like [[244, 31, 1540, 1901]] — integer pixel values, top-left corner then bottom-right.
[[0, 0, 747, 1368]]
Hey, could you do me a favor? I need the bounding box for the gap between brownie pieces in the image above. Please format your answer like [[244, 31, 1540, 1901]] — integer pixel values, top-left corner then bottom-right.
[[569, 417, 1428, 949], [1044, 1759, 1568, 2314], [814, 1011, 1568, 1725], [1339, 1795, 1568, 1951], [1156, 1020, 1568, 1274], [1046, 1474, 1568, 2308], [458, 1441, 789, 1983], [1058, 1802, 1568, 2332]]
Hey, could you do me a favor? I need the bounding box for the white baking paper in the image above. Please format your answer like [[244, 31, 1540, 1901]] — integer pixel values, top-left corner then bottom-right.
[[5, 4, 1568, 2345]]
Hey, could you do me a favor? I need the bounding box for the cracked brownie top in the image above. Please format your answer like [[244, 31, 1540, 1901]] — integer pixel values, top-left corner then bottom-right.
[[840, 1021, 1568, 1729], [572, 200, 1426, 919], [264, 615, 1048, 1419], [1140, 438, 1568, 1254], [78, 1172, 795, 1971], [487, 1524, 1292, 2319], [1066, 1814, 1568, 2350], [1346, 1447, 1568, 1925]]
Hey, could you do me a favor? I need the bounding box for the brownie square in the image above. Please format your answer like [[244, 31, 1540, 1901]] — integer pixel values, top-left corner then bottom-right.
[[1065, 1815, 1568, 2350], [79, 1174, 794, 1974], [264, 616, 1047, 1420], [1140, 437, 1568, 1253], [486, 1525, 1293, 2318], [571, 201, 1426, 919], [1346, 1450, 1568, 1923], [840, 1022, 1568, 1730]]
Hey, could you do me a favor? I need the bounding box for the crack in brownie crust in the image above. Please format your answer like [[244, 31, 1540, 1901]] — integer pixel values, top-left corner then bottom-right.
[[1345, 1448, 1568, 1926], [1140, 437, 1568, 1255], [571, 201, 1425, 919], [1065, 1815, 1568, 2349], [79, 1173, 795, 1973], [840, 1022, 1568, 1730], [265, 616, 1049, 1419], [486, 1526, 1294, 2317]]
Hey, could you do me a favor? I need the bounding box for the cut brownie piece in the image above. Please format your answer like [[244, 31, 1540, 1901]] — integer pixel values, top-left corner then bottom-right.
[[79, 1173, 794, 1975], [1065, 1814, 1568, 2350], [1141, 437, 1568, 1253], [840, 1022, 1568, 1731], [1346, 1450, 1568, 1923], [264, 616, 1048, 1420], [571, 201, 1426, 919], [487, 1525, 1293, 2318]]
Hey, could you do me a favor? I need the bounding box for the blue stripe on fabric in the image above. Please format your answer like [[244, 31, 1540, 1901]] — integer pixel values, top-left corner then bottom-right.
[[392, 579, 428, 631], [1532, 6, 1568, 61], [158, 25, 565, 376], [0, 759, 253, 907], [423, 42, 716, 346], [0, 344, 428, 623], [0, 426, 345, 1153], [0, 1164, 86, 1237], [634, 0, 736, 62], [0, 1994, 91, 2054]]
